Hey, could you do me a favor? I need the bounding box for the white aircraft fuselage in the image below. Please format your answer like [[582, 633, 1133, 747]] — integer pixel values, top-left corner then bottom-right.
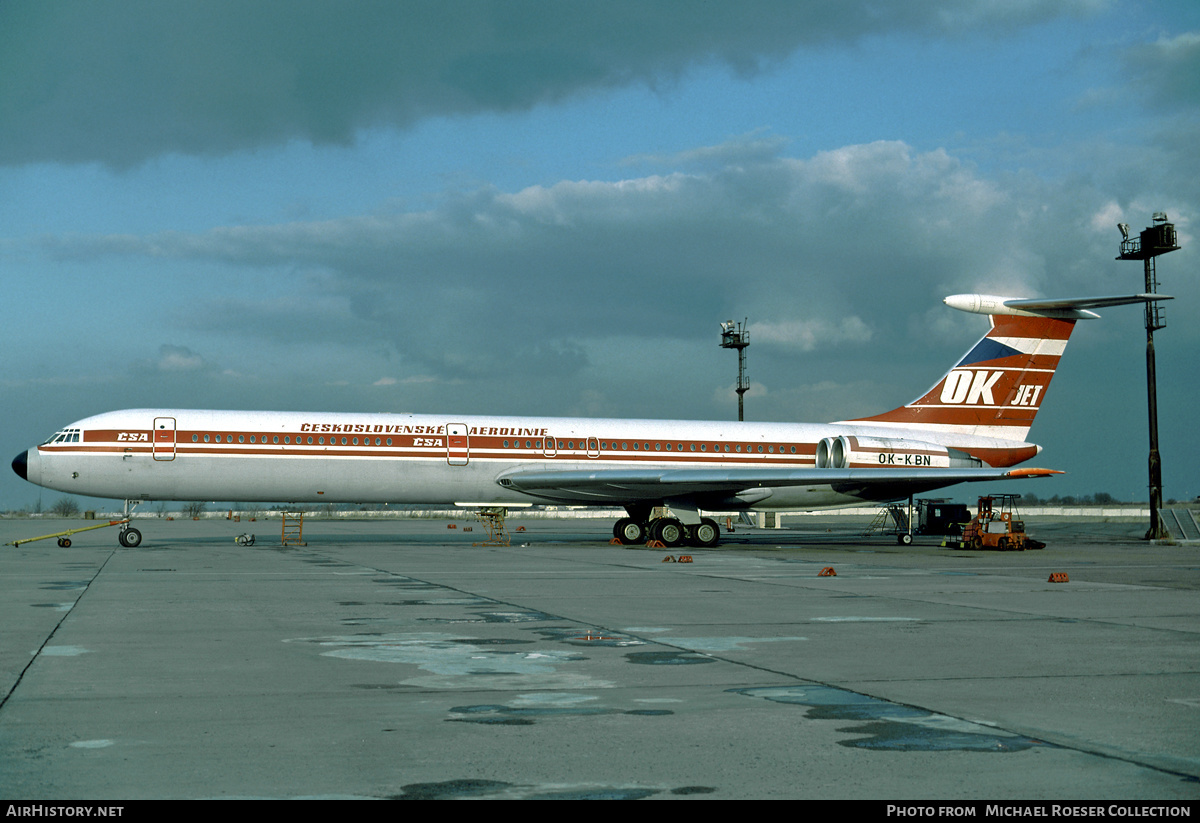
[[14, 408, 1032, 510]]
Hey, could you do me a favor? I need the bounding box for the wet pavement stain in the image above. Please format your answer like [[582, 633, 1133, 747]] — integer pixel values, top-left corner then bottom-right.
[[526, 786, 662, 800], [835, 719, 1044, 752], [418, 609, 556, 625], [445, 705, 537, 725], [394, 779, 514, 799], [531, 626, 647, 647], [446, 703, 674, 725], [734, 686, 1049, 753], [287, 633, 611, 690], [393, 779, 675, 800], [654, 636, 805, 652], [476, 610, 556, 623], [625, 651, 715, 665]]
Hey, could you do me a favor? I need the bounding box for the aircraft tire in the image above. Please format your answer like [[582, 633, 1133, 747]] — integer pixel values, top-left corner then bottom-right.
[[898, 533, 913, 546], [119, 528, 142, 548], [651, 518, 686, 548], [688, 518, 720, 548], [614, 518, 646, 545]]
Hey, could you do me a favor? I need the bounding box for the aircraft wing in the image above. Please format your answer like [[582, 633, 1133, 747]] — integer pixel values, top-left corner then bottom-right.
[[497, 466, 1061, 507]]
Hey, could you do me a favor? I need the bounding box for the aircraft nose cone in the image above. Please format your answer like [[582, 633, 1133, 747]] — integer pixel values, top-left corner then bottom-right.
[[12, 450, 28, 480]]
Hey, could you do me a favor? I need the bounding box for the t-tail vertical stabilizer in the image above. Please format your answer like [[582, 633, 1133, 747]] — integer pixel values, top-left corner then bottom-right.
[[843, 293, 1169, 444]]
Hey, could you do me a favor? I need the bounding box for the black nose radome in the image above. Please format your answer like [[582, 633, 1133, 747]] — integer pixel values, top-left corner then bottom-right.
[[12, 450, 27, 480]]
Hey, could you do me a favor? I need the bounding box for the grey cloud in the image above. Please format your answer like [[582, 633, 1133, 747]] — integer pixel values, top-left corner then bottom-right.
[[1121, 30, 1200, 111], [39, 137, 1184, 396], [0, 0, 1104, 168]]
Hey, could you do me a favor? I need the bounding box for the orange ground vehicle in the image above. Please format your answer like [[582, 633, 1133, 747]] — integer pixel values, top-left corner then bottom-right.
[[959, 495, 1043, 551]]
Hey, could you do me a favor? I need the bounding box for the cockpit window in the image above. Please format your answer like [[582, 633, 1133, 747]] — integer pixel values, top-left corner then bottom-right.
[[42, 428, 80, 445]]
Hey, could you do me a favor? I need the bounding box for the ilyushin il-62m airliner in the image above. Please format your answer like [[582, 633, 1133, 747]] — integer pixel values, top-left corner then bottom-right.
[[12, 293, 1164, 549]]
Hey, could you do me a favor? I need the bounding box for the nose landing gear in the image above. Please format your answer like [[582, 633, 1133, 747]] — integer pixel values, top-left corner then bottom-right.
[[117, 500, 143, 547]]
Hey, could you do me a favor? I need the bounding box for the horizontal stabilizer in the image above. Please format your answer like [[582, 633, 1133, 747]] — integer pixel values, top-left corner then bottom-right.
[[944, 293, 1171, 320]]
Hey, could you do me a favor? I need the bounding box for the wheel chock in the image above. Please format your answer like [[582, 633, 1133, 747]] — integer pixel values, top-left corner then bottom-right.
[[447, 524, 457, 529], [515, 526, 526, 532], [610, 537, 623, 545], [662, 555, 675, 562], [1048, 572, 1069, 583], [646, 540, 665, 548], [463, 527, 473, 532], [818, 566, 837, 577], [677, 555, 693, 563]]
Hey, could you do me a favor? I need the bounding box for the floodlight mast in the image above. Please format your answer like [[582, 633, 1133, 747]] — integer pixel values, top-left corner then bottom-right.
[[719, 319, 750, 422], [1117, 212, 1180, 540]]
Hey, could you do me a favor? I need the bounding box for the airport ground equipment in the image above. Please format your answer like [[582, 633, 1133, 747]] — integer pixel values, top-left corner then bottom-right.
[[281, 511, 306, 546], [473, 507, 511, 546], [958, 495, 1044, 551], [916, 499, 972, 536], [1163, 507, 1200, 542], [7, 519, 131, 548], [865, 497, 970, 545]]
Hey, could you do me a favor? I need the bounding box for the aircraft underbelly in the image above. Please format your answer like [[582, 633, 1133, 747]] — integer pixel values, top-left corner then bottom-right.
[[39, 453, 524, 505]]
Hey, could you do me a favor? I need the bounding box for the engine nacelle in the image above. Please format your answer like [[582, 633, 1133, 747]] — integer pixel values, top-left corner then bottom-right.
[[816, 435, 982, 469]]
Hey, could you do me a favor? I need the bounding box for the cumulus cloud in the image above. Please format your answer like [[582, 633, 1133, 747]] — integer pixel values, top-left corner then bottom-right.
[[751, 317, 874, 351], [142, 344, 211, 373]]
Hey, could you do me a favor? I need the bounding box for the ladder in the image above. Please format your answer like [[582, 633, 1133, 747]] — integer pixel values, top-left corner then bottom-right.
[[862, 504, 908, 537], [281, 511, 306, 546], [473, 507, 511, 546]]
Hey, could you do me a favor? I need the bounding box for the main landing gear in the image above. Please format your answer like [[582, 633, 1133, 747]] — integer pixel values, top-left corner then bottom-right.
[[613, 515, 721, 548]]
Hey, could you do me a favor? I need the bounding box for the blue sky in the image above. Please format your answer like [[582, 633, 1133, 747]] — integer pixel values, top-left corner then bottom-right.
[[2, 0, 1197, 511]]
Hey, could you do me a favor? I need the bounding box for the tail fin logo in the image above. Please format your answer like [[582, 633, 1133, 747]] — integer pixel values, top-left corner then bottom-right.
[[939, 369, 1002, 405], [939, 369, 1046, 407]]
